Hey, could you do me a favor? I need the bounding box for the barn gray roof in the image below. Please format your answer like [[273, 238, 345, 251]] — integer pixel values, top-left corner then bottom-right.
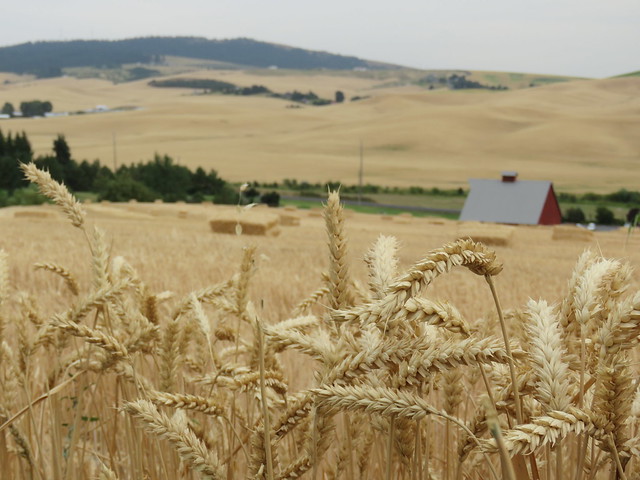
[[460, 179, 553, 224]]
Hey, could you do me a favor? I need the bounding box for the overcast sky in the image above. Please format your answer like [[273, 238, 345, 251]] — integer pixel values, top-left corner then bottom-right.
[[1, 0, 638, 78]]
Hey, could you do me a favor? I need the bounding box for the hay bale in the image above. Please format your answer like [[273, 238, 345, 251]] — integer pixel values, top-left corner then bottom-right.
[[128, 199, 138, 204], [380, 215, 394, 221], [210, 211, 280, 236], [426, 218, 446, 225], [100, 200, 110, 205], [308, 208, 324, 217], [154, 199, 164, 204], [279, 213, 300, 226], [14, 210, 55, 219], [458, 225, 514, 247], [552, 225, 594, 242], [178, 211, 188, 219], [283, 206, 298, 212], [395, 213, 412, 224]]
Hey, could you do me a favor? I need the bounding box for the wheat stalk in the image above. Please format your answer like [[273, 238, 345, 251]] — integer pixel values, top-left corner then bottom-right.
[[34, 262, 79, 296], [20, 162, 86, 228], [325, 190, 354, 310], [124, 399, 225, 479]]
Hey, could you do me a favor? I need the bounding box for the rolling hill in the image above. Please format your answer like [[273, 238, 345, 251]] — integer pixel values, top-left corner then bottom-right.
[[0, 66, 637, 194], [0, 37, 392, 78]]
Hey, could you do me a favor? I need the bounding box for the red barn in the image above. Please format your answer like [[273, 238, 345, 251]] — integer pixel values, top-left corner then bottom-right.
[[459, 172, 562, 225]]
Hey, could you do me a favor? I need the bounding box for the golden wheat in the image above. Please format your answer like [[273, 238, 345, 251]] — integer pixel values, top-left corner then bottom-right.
[[0, 166, 638, 479]]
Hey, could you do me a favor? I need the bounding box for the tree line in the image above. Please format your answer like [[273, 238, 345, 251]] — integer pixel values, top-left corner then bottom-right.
[[150, 78, 337, 105], [0, 129, 248, 206], [0, 37, 374, 78], [2, 100, 53, 117]]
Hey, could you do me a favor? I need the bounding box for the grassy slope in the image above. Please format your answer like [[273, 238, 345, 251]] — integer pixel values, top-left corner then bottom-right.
[[0, 69, 638, 194], [614, 70, 640, 78]]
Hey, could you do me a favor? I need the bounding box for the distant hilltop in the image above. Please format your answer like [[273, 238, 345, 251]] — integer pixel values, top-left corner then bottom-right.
[[0, 36, 399, 78]]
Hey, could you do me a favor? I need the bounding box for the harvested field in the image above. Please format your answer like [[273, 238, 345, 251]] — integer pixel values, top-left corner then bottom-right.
[[1, 73, 638, 193], [1, 167, 639, 479], [552, 224, 595, 241]]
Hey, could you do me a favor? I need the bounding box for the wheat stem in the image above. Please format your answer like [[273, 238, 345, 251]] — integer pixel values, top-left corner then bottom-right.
[[485, 275, 523, 425]]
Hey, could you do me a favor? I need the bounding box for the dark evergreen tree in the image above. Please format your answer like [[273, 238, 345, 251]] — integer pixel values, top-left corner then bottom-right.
[[13, 131, 33, 160], [53, 135, 72, 165], [34, 156, 64, 183]]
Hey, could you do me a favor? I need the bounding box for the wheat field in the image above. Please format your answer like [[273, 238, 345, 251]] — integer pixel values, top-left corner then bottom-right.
[[0, 165, 639, 479], [1, 71, 639, 192]]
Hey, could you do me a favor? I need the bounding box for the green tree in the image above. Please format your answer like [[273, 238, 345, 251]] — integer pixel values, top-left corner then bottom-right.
[[260, 191, 280, 207], [595, 206, 615, 225], [335, 91, 345, 103], [243, 186, 260, 203], [97, 173, 157, 202], [564, 207, 586, 223], [1, 102, 14, 116], [19, 100, 53, 117], [13, 131, 32, 159], [127, 154, 192, 201], [53, 135, 72, 165], [0, 156, 25, 190], [213, 183, 238, 204]]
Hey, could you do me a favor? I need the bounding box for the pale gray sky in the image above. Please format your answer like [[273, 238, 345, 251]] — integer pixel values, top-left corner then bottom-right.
[[2, 0, 638, 78]]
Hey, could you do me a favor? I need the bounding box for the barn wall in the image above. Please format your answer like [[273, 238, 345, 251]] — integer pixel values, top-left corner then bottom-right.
[[538, 186, 562, 225]]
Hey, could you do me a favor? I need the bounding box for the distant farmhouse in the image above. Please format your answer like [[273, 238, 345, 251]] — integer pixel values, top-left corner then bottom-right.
[[460, 172, 562, 225]]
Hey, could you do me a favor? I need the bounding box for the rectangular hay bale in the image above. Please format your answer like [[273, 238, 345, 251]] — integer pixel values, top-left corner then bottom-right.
[[279, 214, 300, 226], [14, 210, 56, 219], [210, 211, 280, 236], [458, 225, 514, 247], [552, 225, 594, 241], [395, 213, 412, 224]]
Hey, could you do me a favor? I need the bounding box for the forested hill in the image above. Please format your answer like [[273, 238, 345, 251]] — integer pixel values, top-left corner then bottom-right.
[[0, 37, 386, 77]]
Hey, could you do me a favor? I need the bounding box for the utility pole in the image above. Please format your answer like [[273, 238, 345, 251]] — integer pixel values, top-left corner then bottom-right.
[[112, 132, 118, 171], [358, 140, 364, 205]]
